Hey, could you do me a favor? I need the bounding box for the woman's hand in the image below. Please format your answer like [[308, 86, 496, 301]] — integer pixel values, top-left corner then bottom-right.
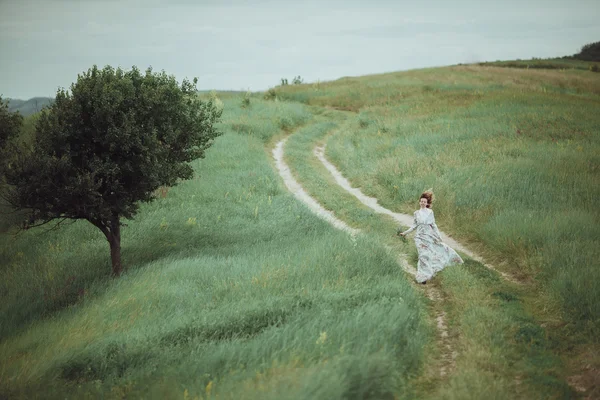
[[397, 231, 408, 242]]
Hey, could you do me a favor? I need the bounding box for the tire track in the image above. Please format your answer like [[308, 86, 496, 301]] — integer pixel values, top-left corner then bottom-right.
[[273, 138, 360, 236], [314, 144, 520, 285], [314, 141, 593, 396], [273, 137, 454, 378]]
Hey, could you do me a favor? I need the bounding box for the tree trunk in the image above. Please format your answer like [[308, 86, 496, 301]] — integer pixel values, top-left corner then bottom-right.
[[90, 216, 123, 277], [109, 217, 122, 277]]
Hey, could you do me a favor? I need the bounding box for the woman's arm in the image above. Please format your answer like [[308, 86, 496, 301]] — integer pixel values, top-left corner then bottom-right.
[[398, 212, 417, 236]]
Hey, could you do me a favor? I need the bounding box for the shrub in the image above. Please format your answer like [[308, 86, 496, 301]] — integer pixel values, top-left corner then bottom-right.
[[0, 96, 23, 180], [241, 90, 251, 108], [209, 90, 224, 113], [377, 121, 389, 133], [573, 41, 600, 61], [264, 88, 277, 100], [278, 116, 293, 131]]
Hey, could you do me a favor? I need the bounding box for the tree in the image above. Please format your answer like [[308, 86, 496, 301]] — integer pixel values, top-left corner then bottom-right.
[[0, 96, 24, 180], [573, 41, 600, 62], [3, 65, 222, 276]]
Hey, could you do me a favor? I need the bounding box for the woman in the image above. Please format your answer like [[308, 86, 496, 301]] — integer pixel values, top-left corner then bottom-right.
[[398, 191, 463, 284]]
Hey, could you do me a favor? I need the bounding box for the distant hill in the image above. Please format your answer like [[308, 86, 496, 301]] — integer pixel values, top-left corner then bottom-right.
[[7, 97, 54, 116], [6, 92, 245, 116]]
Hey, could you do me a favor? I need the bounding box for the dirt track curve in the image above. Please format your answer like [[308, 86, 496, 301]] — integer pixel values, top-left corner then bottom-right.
[[273, 137, 456, 378]]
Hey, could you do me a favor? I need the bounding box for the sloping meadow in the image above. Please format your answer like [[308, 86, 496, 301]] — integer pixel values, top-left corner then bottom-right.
[[0, 96, 426, 398], [279, 66, 600, 340]]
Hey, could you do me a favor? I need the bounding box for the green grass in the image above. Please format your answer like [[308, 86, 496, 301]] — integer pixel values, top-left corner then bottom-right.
[[217, 93, 312, 142], [0, 97, 426, 398], [433, 260, 574, 400], [276, 65, 600, 112], [2, 62, 599, 398], [278, 105, 576, 399], [278, 65, 600, 332], [478, 57, 599, 71], [275, 64, 600, 395]]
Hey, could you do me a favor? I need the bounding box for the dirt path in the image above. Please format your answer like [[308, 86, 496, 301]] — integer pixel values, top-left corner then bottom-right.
[[314, 144, 519, 285], [273, 139, 360, 236], [274, 137, 454, 379], [311, 141, 593, 397]]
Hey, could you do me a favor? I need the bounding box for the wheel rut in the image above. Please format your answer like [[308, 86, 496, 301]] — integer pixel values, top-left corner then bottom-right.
[[314, 144, 520, 285], [273, 137, 455, 380]]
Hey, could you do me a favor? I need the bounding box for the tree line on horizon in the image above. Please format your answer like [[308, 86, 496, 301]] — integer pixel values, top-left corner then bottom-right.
[[572, 41, 600, 62]]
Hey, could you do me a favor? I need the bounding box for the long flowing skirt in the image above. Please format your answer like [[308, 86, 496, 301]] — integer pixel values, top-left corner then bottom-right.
[[414, 226, 463, 283]]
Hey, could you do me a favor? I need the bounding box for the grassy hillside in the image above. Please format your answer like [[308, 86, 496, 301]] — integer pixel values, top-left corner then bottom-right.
[[280, 110, 577, 399], [275, 63, 600, 393], [477, 42, 600, 70], [477, 57, 599, 71], [0, 97, 427, 398], [1, 61, 598, 398]]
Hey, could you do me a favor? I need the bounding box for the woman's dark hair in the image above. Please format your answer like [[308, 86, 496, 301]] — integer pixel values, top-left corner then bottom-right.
[[420, 190, 434, 208]]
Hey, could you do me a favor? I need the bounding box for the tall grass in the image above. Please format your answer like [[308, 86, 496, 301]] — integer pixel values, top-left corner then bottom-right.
[[478, 57, 597, 71], [0, 97, 426, 398], [277, 105, 576, 399], [217, 94, 312, 142], [433, 260, 573, 400], [277, 66, 600, 340], [277, 65, 600, 112]]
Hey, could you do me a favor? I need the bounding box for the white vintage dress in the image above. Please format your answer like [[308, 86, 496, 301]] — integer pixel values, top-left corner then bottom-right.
[[400, 208, 463, 283]]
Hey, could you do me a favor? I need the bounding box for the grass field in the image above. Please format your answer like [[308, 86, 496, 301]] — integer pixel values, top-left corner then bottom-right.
[[1, 61, 599, 398], [277, 63, 600, 395], [281, 110, 575, 399], [276, 64, 600, 329], [0, 97, 428, 399], [477, 57, 599, 71]]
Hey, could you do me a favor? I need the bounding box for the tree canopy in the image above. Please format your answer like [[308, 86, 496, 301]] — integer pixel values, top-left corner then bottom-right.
[[573, 41, 600, 62], [0, 96, 23, 153], [0, 96, 24, 180], [4, 65, 222, 276]]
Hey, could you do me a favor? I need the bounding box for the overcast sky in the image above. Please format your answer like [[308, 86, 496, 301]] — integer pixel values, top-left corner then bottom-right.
[[1, 0, 599, 99]]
